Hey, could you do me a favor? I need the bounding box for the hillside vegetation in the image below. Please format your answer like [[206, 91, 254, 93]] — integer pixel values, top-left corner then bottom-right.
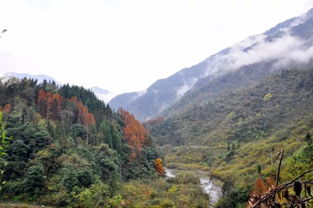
[[147, 67, 313, 207], [0, 78, 166, 207]]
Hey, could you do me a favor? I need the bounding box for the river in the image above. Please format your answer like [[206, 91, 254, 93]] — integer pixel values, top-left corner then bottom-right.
[[165, 168, 222, 207]]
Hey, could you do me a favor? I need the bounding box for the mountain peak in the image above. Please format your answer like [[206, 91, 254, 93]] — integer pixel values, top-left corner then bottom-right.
[[109, 7, 313, 121]]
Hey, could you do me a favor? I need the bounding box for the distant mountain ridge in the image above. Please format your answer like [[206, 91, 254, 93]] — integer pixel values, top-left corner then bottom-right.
[[89, 86, 117, 103], [109, 7, 313, 121], [3, 72, 60, 85], [2, 72, 114, 103]]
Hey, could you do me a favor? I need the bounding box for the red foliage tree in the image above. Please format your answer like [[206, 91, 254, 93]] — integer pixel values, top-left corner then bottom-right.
[[50, 93, 63, 120], [154, 158, 165, 176], [248, 177, 276, 207], [37, 89, 96, 132], [37, 89, 63, 120], [119, 109, 149, 159], [69, 96, 95, 126], [3, 104, 11, 113], [37, 89, 48, 118]]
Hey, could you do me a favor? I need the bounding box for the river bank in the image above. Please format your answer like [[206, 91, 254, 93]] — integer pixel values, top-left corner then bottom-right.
[[165, 168, 223, 207]]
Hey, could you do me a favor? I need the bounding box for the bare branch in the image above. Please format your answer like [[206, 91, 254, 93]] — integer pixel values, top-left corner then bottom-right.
[[252, 169, 313, 208]]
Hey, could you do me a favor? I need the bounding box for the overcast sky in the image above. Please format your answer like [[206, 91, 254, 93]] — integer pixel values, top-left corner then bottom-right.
[[0, 0, 313, 94]]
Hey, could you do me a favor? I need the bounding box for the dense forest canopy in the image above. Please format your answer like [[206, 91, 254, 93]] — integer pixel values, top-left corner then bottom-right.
[[0, 77, 164, 207], [1, 6, 313, 208]]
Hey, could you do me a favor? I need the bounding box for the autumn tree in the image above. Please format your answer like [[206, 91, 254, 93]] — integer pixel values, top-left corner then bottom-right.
[[248, 177, 276, 207], [69, 96, 95, 127], [154, 158, 165, 176], [37, 90, 95, 127], [119, 109, 149, 159], [252, 178, 266, 199], [50, 93, 62, 120], [69, 96, 96, 145], [37, 89, 63, 120], [37, 89, 48, 118], [3, 104, 11, 113]]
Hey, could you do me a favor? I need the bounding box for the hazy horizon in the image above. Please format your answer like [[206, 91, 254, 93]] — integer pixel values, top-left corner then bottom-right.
[[1, 0, 313, 94]]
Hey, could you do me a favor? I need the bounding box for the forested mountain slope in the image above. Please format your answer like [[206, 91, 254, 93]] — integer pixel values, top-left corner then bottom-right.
[[148, 67, 313, 147], [0, 78, 164, 207], [110, 8, 313, 121], [146, 67, 313, 207]]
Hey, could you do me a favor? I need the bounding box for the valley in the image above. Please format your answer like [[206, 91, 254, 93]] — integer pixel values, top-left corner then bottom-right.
[[1, 4, 313, 208]]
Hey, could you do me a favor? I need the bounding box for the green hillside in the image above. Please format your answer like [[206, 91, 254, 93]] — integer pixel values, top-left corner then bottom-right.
[[146, 67, 313, 207], [0, 78, 165, 207]]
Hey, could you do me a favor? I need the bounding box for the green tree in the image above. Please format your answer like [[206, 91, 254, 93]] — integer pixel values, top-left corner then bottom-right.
[[0, 111, 11, 156], [62, 167, 78, 191], [77, 169, 94, 188], [23, 165, 46, 195], [0, 111, 12, 191]]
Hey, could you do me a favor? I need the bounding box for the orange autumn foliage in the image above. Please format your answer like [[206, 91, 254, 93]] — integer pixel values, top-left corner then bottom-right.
[[154, 158, 165, 176], [50, 93, 63, 120], [119, 109, 149, 159], [248, 177, 276, 208], [37, 89, 63, 120], [251, 177, 275, 198], [0, 104, 11, 113], [69, 96, 95, 126], [3, 104, 11, 113], [37, 89, 95, 127], [252, 178, 266, 198], [37, 89, 48, 117]]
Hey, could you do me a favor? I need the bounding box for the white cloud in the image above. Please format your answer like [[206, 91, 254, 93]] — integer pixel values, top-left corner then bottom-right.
[[94, 91, 117, 103], [176, 78, 198, 98], [228, 34, 302, 68], [227, 32, 313, 70], [0, 0, 312, 93]]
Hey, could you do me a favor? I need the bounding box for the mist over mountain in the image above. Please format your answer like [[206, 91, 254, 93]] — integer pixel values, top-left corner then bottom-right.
[[109, 8, 313, 121], [142, 9, 313, 208], [1, 4, 313, 208], [89, 86, 117, 103]]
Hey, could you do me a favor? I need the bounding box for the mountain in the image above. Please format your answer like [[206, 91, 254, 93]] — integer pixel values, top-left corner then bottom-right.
[[3, 72, 60, 85], [147, 66, 313, 145], [144, 8, 313, 208], [160, 8, 313, 119], [109, 61, 208, 120], [109, 8, 313, 121], [90, 86, 116, 103], [145, 66, 313, 206], [2, 72, 115, 103], [0, 78, 163, 207]]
